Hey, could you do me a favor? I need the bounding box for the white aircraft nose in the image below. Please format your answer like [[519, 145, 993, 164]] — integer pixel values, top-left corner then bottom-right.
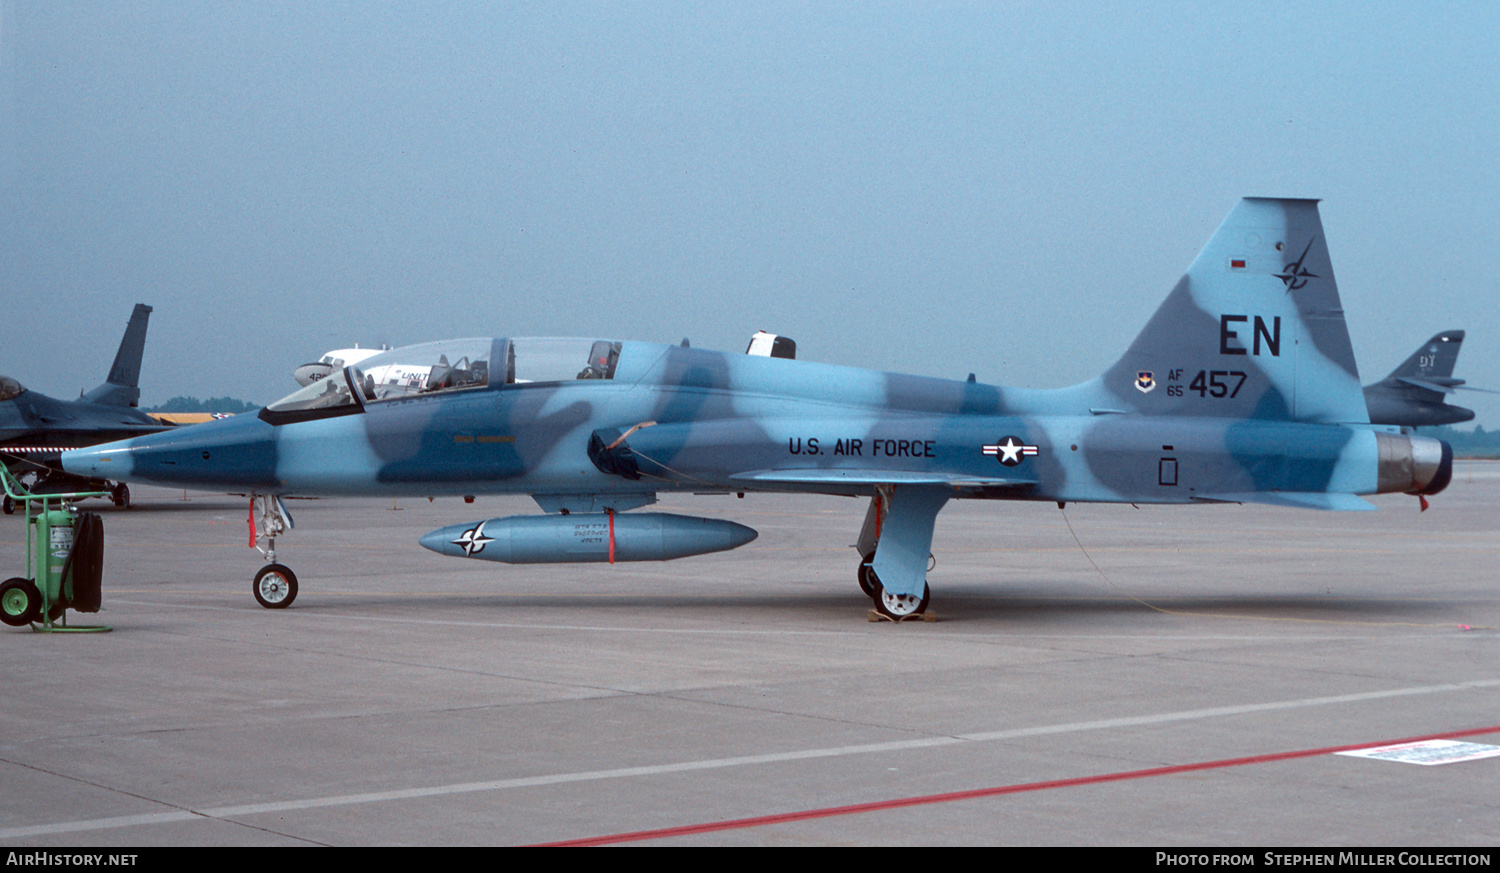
[[292, 363, 334, 387]]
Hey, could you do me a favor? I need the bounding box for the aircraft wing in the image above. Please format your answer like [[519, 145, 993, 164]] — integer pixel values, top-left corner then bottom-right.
[[1190, 492, 1376, 511]]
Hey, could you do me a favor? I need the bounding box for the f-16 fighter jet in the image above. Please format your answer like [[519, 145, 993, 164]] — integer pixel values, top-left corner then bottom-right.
[[2, 304, 170, 511], [62, 199, 1452, 616], [1364, 330, 1493, 428]]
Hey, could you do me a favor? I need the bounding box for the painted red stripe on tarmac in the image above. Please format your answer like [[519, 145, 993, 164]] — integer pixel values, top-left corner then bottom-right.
[[538, 723, 1500, 846]]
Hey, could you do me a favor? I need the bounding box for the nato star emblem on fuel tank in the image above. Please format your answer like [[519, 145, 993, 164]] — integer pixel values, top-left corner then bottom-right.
[[452, 522, 494, 557], [982, 436, 1039, 467]]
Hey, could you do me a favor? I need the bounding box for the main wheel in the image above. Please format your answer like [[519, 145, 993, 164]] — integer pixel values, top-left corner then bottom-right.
[[865, 569, 931, 619], [856, 555, 878, 597], [253, 564, 298, 609], [111, 483, 130, 508], [876, 585, 930, 618], [2, 495, 14, 515], [0, 577, 42, 626]]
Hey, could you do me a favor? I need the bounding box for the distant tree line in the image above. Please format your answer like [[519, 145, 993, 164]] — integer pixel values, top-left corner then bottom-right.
[[1423, 425, 1500, 459], [146, 396, 259, 414]]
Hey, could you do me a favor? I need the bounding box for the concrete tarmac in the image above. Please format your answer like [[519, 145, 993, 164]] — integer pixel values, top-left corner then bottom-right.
[[2, 464, 1497, 846]]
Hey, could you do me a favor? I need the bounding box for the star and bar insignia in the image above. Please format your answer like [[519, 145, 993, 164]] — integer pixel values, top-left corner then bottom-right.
[[982, 436, 1039, 467]]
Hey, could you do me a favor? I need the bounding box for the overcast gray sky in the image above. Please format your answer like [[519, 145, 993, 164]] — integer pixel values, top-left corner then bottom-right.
[[2, 2, 1496, 425]]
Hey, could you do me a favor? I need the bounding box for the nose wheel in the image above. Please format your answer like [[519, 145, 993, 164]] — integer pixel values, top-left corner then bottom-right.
[[253, 564, 298, 609]]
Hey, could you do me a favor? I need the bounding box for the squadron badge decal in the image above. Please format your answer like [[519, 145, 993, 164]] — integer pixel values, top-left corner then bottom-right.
[[1136, 371, 1156, 393], [982, 436, 1039, 467]]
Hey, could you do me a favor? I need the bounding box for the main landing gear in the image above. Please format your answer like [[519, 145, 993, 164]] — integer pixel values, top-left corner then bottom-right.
[[856, 485, 947, 621], [249, 495, 298, 608]]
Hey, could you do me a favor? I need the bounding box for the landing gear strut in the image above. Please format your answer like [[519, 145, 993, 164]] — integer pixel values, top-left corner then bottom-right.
[[249, 495, 297, 609], [854, 485, 946, 620]]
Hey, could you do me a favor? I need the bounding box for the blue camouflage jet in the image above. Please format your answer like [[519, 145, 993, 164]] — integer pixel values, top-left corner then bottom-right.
[[61, 199, 1453, 615]]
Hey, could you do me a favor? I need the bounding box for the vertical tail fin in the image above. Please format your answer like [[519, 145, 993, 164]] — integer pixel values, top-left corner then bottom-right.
[[82, 304, 152, 408], [1101, 198, 1368, 424], [1384, 331, 1464, 384]]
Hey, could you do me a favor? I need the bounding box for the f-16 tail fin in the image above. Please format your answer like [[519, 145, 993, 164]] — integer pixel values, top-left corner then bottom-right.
[[1102, 198, 1368, 425], [82, 304, 152, 408], [1362, 330, 1489, 427], [1383, 330, 1464, 389]]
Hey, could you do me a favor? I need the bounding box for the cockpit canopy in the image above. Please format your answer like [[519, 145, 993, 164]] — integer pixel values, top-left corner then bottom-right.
[[263, 337, 622, 422], [0, 376, 23, 405], [0, 376, 23, 402]]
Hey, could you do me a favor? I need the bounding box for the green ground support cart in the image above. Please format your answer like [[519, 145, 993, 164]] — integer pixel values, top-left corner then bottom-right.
[[1, 467, 111, 633]]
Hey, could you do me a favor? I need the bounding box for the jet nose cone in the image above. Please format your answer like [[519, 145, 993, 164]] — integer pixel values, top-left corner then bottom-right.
[[63, 413, 280, 491], [62, 442, 136, 480]]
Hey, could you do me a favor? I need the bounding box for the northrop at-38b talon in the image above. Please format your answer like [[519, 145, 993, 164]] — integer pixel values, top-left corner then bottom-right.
[[62, 199, 1453, 616]]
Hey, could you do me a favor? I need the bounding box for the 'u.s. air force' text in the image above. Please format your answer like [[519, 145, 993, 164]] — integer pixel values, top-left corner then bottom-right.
[[788, 438, 935, 458]]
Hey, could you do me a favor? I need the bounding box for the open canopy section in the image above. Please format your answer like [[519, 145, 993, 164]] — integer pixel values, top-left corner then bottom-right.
[[507, 337, 622, 384]]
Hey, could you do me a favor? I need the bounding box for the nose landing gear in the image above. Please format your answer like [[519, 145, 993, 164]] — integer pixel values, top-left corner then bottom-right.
[[250, 495, 298, 609]]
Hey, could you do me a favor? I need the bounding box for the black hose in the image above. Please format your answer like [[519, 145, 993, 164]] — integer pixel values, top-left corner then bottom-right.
[[61, 512, 104, 613]]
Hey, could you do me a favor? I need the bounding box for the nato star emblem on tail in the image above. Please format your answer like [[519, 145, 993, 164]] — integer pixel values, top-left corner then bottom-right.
[[1276, 238, 1319, 291]]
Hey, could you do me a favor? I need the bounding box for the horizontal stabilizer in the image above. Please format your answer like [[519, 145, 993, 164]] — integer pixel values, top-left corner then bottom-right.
[[1192, 492, 1376, 511], [1396, 377, 1461, 395]]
